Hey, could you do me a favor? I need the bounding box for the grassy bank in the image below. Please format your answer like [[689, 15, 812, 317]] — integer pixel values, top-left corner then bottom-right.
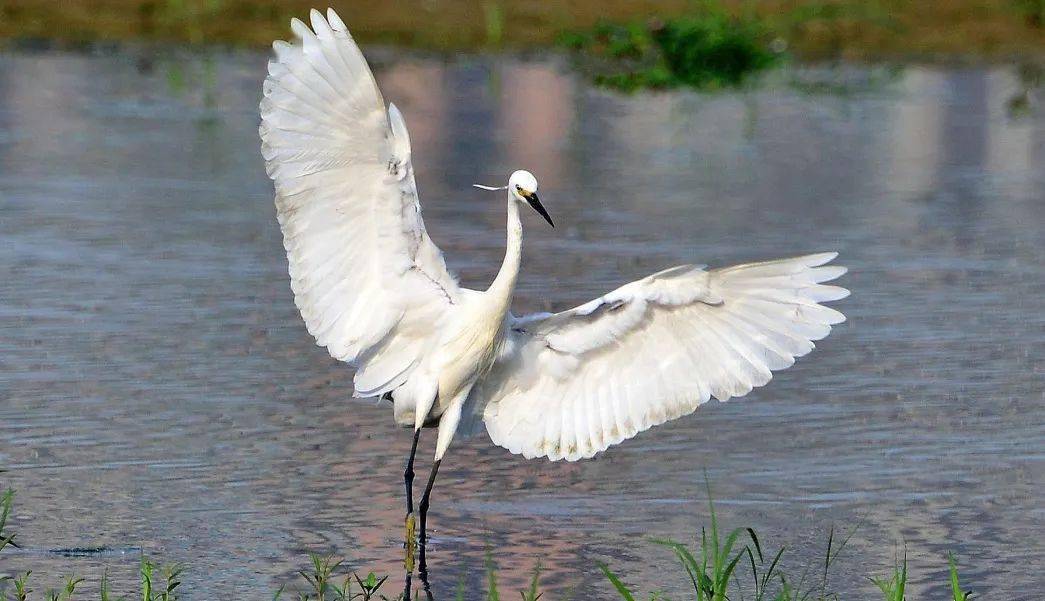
[[0, 0, 1043, 60], [0, 486, 977, 600]]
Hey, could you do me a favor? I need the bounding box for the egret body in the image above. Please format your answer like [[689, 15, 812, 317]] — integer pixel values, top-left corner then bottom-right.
[[260, 8, 849, 574]]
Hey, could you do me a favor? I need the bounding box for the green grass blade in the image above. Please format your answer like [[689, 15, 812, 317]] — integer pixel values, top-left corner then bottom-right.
[[722, 549, 745, 584], [897, 552, 907, 601], [651, 538, 702, 574], [762, 547, 786, 592], [746, 528, 764, 563], [0, 489, 17, 551], [948, 553, 972, 601], [486, 552, 500, 601], [597, 563, 636, 601], [521, 559, 543, 601]]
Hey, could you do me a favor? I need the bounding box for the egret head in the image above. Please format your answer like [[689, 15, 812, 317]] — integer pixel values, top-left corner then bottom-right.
[[473, 169, 554, 227], [509, 170, 554, 227]]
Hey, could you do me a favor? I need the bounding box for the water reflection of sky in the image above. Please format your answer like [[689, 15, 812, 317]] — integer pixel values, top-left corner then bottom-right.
[[0, 50, 1041, 600]]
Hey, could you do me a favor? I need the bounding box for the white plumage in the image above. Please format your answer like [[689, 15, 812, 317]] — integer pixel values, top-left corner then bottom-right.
[[259, 9, 849, 467], [259, 8, 460, 410], [477, 253, 848, 461]]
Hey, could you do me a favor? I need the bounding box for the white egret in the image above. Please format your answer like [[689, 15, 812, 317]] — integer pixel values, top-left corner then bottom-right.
[[259, 8, 849, 573]]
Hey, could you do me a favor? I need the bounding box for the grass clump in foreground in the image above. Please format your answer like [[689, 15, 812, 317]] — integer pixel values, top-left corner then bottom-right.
[[270, 551, 543, 601], [597, 479, 976, 601], [2, 557, 181, 601], [272, 553, 391, 601], [0, 483, 977, 600], [558, 2, 780, 91]]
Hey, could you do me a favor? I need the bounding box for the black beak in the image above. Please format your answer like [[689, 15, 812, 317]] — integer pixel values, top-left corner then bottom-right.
[[524, 192, 555, 228]]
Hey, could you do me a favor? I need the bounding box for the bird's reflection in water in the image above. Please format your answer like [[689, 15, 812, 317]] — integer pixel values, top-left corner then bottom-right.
[[402, 566, 436, 601]]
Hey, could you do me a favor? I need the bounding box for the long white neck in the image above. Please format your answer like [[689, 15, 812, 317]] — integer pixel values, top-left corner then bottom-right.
[[486, 195, 522, 309]]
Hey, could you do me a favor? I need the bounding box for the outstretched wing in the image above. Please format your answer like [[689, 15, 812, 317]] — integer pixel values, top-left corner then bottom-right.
[[260, 9, 460, 397], [477, 253, 848, 461]]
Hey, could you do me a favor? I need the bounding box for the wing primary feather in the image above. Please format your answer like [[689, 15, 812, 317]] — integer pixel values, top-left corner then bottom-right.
[[261, 9, 462, 395]]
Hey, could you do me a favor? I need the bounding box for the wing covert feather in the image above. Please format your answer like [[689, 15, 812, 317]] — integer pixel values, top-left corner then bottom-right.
[[477, 253, 848, 461]]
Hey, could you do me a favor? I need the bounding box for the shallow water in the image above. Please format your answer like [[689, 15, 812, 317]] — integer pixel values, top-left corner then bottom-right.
[[0, 50, 1042, 599]]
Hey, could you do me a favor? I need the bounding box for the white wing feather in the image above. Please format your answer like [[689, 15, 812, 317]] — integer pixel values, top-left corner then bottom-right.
[[260, 9, 459, 397], [477, 253, 849, 461]]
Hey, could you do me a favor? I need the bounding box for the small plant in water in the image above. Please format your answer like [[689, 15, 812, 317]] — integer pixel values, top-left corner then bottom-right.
[[45, 577, 84, 601], [599, 488, 751, 600], [9, 572, 32, 601], [354, 572, 391, 601], [99, 570, 119, 601], [140, 555, 183, 601], [948, 553, 973, 601], [869, 550, 907, 601], [275, 552, 391, 601], [0, 489, 17, 552], [520, 560, 543, 601], [741, 529, 785, 601], [485, 552, 499, 601], [598, 476, 864, 601]]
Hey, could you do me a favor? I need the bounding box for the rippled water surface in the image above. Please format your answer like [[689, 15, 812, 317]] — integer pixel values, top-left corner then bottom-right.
[[1, 50, 1042, 599]]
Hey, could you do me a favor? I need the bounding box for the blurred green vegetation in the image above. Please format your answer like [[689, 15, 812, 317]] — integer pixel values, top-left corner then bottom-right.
[[558, 4, 780, 91], [0, 0, 1042, 60], [1013, 0, 1045, 27]]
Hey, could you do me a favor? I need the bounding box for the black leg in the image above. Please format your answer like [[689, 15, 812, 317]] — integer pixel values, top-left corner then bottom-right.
[[420, 568, 434, 601], [417, 458, 441, 575], [404, 428, 422, 574], [405, 428, 421, 514]]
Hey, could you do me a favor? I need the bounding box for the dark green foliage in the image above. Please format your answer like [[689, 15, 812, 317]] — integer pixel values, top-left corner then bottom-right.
[[1013, 0, 1045, 27], [557, 1, 779, 91], [652, 13, 777, 88]]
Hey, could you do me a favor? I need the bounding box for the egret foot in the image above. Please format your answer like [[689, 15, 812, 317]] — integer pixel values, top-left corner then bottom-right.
[[404, 512, 417, 571]]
